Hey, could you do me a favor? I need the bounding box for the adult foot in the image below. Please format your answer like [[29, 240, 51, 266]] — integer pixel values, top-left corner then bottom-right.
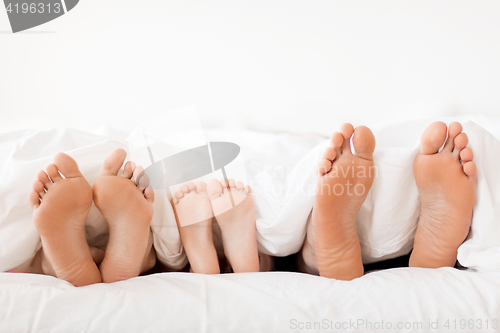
[[303, 123, 376, 280], [208, 179, 259, 273], [410, 121, 476, 268], [173, 181, 219, 274], [93, 148, 156, 283], [29, 153, 101, 286]]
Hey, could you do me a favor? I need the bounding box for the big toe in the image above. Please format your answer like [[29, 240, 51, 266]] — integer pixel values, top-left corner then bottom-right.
[[53, 153, 83, 178], [419, 121, 448, 155], [100, 148, 127, 176], [207, 179, 223, 200], [352, 126, 375, 160]]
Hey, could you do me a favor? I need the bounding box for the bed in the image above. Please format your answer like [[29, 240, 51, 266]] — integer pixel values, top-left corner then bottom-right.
[[2, 1, 500, 332]]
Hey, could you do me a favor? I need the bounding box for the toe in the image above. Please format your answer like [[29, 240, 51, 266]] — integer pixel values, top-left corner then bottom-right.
[[53, 153, 83, 178], [29, 190, 41, 209], [236, 181, 245, 191], [137, 173, 151, 190], [339, 123, 354, 154], [220, 179, 229, 189], [187, 182, 195, 191], [33, 179, 45, 198], [173, 197, 179, 205], [100, 148, 127, 176], [144, 186, 155, 204], [460, 147, 474, 163], [322, 147, 337, 161], [196, 181, 208, 194], [453, 133, 468, 153], [464, 161, 477, 180], [175, 191, 184, 199], [119, 161, 135, 179], [37, 170, 52, 189], [419, 121, 448, 155], [245, 185, 252, 195], [317, 159, 333, 176], [228, 179, 236, 188], [330, 132, 344, 150], [208, 179, 223, 199], [45, 164, 62, 183], [180, 184, 190, 193], [352, 126, 375, 161], [444, 122, 463, 151]]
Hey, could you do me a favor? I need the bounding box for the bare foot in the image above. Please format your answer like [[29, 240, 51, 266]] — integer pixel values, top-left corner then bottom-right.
[[92, 148, 156, 283], [301, 123, 376, 280], [173, 181, 219, 274], [208, 179, 259, 273], [29, 153, 101, 286], [410, 122, 476, 268]]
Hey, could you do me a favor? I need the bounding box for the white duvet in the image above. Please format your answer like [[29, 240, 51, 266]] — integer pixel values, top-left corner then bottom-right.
[[1, 115, 500, 332], [1, 115, 500, 272]]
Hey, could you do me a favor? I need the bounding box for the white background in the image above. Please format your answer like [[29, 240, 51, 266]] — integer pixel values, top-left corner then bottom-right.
[[1, 0, 500, 135]]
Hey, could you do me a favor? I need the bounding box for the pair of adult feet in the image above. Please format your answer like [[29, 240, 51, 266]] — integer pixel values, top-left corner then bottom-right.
[[172, 179, 260, 274], [301, 121, 476, 280], [29, 148, 156, 286]]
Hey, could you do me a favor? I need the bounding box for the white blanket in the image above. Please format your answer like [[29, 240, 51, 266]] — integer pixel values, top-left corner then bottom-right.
[[1, 116, 500, 272]]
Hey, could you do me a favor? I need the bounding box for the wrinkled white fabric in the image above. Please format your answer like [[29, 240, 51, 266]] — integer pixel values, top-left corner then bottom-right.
[[1, 115, 500, 272]]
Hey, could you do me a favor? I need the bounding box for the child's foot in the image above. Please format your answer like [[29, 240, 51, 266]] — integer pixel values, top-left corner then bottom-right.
[[303, 123, 376, 280], [208, 179, 259, 273], [29, 153, 101, 286], [93, 148, 156, 283], [410, 122, 476, 268], [173, 182, 219, 274]]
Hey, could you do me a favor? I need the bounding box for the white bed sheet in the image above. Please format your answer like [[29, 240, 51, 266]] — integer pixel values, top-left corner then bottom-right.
[[1, 268, 499, 333]]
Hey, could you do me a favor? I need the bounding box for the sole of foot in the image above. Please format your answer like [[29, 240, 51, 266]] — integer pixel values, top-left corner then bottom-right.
[[92, 148, 156, 283], [303, 123, 376, 280], [207, 178, 259, 273], [173, 181, 220, 274], [29, 153, 101, 286], [410, 121, 476, 268]]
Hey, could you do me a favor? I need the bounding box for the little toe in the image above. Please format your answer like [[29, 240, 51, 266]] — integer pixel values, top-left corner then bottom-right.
[[196, 181, 208, 194], [339, 123, 354, 153], [460, 147, 474, 163], [464, 161, 477, 179], [322, 147, 337, 161], [29, 190, 41, 209], [144, 186, 155, 204], [352, 126, 376, 161], [173, 197, 179, 205], [119, 161, 135, 179], [100, 148, 127, 176], [208, 179, 223, 199], [453, 133, 468, 153], [245, 185, 252, 195], [53, 153, 83, 178], [236, 181, 244, 191], [420, 121, 448, 155], [46, 164, 62, 183], [37, 170, 52, 189], [444, 122, 463, 151], [175, 191, 184, 199]]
